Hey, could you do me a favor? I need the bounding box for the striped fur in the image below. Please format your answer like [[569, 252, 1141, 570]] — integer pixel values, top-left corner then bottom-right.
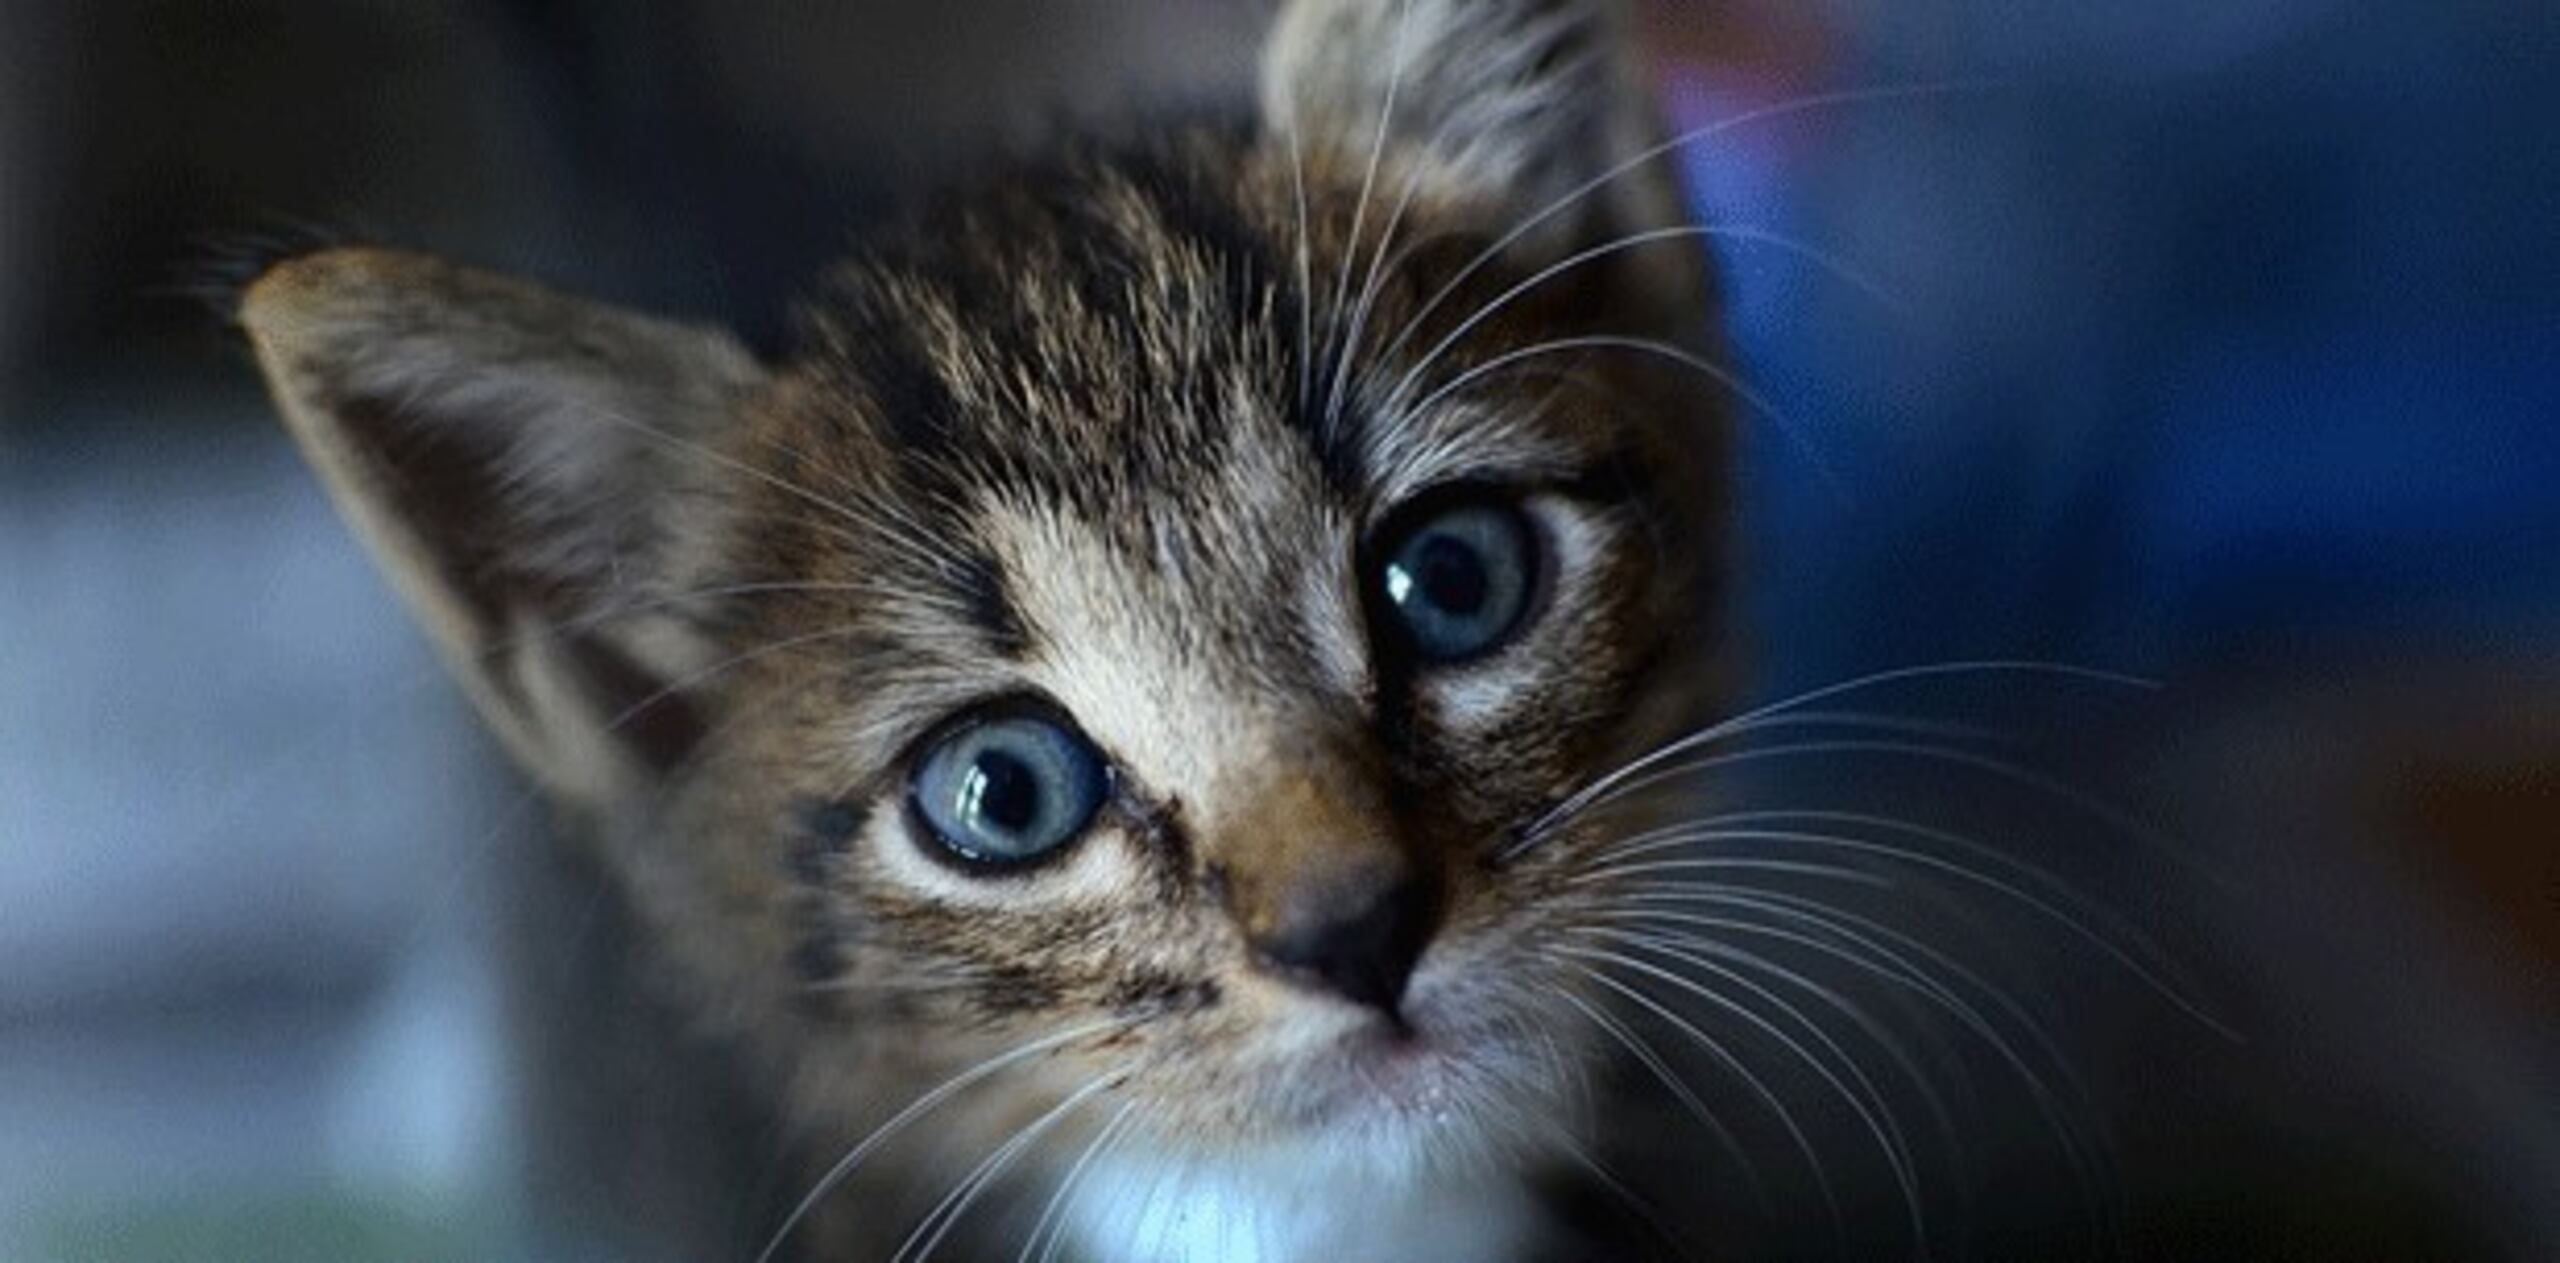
[[239, 2, 1733, 1257]]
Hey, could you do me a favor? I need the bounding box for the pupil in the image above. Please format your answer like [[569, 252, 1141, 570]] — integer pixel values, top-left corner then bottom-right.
[[1415, 535, 1489, 616], [967, 749, 1042, 835]]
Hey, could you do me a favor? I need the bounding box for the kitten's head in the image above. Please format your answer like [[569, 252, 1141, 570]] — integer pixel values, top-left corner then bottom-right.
[[242, 0, 1725, 1209]]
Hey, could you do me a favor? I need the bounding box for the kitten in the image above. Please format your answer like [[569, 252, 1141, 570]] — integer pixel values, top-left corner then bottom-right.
[[229, 1, 1824, 1258]]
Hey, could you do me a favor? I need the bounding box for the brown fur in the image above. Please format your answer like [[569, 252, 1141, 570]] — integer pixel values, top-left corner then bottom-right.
[[238, 2, 1738, 1258]]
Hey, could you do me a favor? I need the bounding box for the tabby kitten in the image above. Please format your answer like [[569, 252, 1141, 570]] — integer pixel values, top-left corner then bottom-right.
[[238, 0, 1747, 1258]]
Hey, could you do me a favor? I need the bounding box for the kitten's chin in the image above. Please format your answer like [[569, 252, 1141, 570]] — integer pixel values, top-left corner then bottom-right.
[[1057, 983, 1565, 1263], [1254, 974, 1569, 1170]]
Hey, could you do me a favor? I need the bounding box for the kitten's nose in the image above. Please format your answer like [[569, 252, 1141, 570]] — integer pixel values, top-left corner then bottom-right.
[[1214, 733, 1441, 1016], [1246, 865, 1438, 1014]]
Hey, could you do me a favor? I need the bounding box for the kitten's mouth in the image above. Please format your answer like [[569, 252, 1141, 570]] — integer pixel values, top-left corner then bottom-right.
[[1273, 978, 1537, 1142], [1336, 1017, 1455, 1105]]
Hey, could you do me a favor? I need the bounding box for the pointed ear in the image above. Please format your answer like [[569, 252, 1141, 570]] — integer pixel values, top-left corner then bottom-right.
[[238, 248, 767, 807], [1261, 0, 1688, 249]]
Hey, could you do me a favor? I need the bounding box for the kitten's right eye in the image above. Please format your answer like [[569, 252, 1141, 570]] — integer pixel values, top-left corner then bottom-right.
[[907, 709, 1108, 869]]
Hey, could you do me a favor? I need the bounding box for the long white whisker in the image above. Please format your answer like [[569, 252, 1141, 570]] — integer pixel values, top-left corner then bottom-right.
[[1511, 659, 2158, 852], [751, 1017, 1131, 1263], [1319, 0, 1415, 424], [1327, 60, 1493, 434], [1279, 100, 1316, 413], [1556, 770, 2232, 1037], [600, 624, 866, 738], [1600, 897, 2103, 1205], [1605, 886, 2118, 1233], [1550, 980, 1770, 1210], [1567, 935, 1926, 1238], [1570, 855, 1897, 889], [1369, 79, 1997, 375], [1566, 740, 2192, 873], [1588, 814, 2090, 916], [1404, 332, 1844, 493], [1386, 222, 1902, 418], [467, 579, 968, 673], [898, 1073, 1125, 1263], [1534, 1109, 1704, 1263], [1018, 1099, 1140, 1263], [564, 399, 957, 569], [1618, 884, 2082, 1100], [1325, 157, 1426, 429], [1565, 959, 1845, 1237], [1601, 924, 1948, 1208], [1597, 814, 2242, 1029], [1589, 806, 2182, 979], [1574, 827, 2211, 1031]]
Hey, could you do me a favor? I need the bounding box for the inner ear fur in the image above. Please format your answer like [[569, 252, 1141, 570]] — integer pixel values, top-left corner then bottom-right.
[[238, 247, 768, 806], [1260, 0, 1693, 256]]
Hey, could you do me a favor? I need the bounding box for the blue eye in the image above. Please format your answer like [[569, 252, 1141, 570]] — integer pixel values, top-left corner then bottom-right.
[[1376, 500, 1538, 663], [909, 711, 1108, 868]]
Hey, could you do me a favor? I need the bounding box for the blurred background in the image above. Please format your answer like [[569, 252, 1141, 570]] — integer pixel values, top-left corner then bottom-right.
[[1, 1, 2552, 1259]]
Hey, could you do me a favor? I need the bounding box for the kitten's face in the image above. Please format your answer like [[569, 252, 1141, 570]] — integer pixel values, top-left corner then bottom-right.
[[726, 127, 1722, 1165], [238, 0, 1725, 1239]]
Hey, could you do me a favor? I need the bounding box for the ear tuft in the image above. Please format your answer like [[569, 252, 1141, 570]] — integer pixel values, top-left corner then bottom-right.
[[185, 219, 365, 331]]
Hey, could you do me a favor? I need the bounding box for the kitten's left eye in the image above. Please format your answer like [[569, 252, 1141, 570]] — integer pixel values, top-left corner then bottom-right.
[[1375, 499, 1540, 664], [908, 710, 1108, 869]]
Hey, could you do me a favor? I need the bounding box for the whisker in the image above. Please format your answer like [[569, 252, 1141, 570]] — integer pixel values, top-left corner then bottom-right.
[[1534, 1108, 1706, 1263], [751, 1017, 1134, 1263], [1549, 979, 1770, 1211], [1318, 0, 1416, 429], [562, 398, 958, 570], [1326, 76, 1492, 440], [1598, 922, 1965, 1208], [1603, 898, 2039, 1079], [1596, 807, 2177, 968], [600, 624, 869, 739], [1565, 936, 1927, 1240], [1564, 959, 1846, 1240], [1574, 831, 2206, 1033], [1586, 812, 2095, 924], [1569, 855, 1898, 889], [1369, 79, 1999, 377], [1017, 1099, 1141, 1263], [1402, 332, 1845, 494], [1512, 659, 2158, 853], [1652, 706, 2007, 742], [1566, 808, 2230, 1037], [1325, 133, 1430, 431], [1278, 103, 1316, 413], [1384, 222, 1904, 421], [454, 578, 964, 677], [897, 1072, 1125, 1263], [1565, 739, 2189, 870], [1599, 893, 2109, 1223]]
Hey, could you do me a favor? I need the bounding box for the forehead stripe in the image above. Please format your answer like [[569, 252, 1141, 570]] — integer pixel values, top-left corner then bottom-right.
[[1115, 143, 1366, 499], [950, 544, 1032, 659]]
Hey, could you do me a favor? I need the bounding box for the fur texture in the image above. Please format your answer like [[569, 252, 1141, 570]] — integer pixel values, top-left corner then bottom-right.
[[241, 1, 1753, 1258]]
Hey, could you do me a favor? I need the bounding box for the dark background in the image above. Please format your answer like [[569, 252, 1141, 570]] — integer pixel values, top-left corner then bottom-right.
[[1, 1, 2552, 1259]]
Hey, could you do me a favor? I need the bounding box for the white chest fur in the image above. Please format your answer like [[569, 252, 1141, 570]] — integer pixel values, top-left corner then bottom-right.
[[1062, 1146, 1540, 1263]]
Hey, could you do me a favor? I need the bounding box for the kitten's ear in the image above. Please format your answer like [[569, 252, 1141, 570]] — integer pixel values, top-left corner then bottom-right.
[[238, 248, 767, 808], [1261, 0, 1687, 248]]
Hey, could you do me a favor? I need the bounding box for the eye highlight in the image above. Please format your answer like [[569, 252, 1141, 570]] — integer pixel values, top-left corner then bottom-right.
[[908, 708, 1108, 869], [1374, 498, 1540, 664]]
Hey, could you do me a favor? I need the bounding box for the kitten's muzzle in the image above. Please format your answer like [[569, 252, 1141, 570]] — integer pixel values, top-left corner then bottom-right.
[[1211, 742, 1444, 1019]]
